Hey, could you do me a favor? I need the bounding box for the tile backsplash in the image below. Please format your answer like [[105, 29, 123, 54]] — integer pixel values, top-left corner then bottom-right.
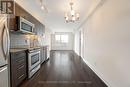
[[10, 33, 30, 48], [10, 33, 44, 48]]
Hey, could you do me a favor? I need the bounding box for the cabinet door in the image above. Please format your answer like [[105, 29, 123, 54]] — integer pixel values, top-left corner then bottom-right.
[[8, 17, 16, 30], [15, 4, 21, 16], [40, 48, 43, 64], [34, 23, 45, 35], [40, 47, 46, 64], [0, 66, 8, 87], [10, 51, 27, 87], [43, 47, 47, 60]]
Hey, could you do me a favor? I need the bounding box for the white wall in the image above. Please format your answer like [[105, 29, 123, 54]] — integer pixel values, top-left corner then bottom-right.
[[51, 32, 74, 50], [74, 0, 130, 87]]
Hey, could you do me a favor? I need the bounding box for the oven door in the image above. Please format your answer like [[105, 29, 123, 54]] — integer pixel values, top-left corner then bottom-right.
[[28, 51, 40, 71]]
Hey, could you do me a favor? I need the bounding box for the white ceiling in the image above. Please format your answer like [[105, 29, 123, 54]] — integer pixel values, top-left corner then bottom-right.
[[15, 0, 100, 32]]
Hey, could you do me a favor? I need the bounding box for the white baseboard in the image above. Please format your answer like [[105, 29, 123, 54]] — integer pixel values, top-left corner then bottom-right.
[[82, 58, 111, 87], [74, 51, 111, 87]]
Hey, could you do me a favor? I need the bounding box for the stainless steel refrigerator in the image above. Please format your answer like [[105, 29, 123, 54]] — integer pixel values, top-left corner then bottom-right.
[[0, 15, 10, 87]]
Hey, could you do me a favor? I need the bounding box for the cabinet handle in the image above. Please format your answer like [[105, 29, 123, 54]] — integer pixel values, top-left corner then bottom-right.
[[17, 59, 24, 63], [18, 65, 24, 70], [18, 74, 24, 80]]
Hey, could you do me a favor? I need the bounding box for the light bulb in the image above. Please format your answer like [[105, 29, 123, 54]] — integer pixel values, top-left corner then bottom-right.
[[72, 16, 76, 21], [76, 13, 80, 20], [71, 10, 75, 16], [65, 16, 69, 20], [41, 5, 44, 10]]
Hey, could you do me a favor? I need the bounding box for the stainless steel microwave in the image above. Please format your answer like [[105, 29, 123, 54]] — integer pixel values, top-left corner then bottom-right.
[[16, 16, 35, 34]]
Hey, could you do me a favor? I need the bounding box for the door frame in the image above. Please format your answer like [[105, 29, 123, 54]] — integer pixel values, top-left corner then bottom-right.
[[79, 28, 84, 58]]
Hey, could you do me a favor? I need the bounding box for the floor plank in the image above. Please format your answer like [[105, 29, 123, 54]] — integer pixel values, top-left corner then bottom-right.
[[20, 50, 107, 87]]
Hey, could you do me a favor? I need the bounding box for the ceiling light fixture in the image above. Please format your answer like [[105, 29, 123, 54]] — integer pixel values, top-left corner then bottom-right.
[[64, 0, 79, 23], [40, 0, 45, 10], [40, 0, 48, 13]]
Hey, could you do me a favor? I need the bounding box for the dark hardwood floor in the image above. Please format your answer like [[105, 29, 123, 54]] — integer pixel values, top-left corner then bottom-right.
[[20, 50, 107, 87]]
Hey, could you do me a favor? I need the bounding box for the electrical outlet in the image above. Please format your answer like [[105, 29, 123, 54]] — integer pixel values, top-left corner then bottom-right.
[[25, 40, 28, 44]]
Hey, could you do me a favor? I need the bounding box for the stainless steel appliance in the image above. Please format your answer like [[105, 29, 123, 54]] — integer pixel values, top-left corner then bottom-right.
[[28, 48, 41, 78], [0, 15, 10, 87], [16, 16, 35, 34]]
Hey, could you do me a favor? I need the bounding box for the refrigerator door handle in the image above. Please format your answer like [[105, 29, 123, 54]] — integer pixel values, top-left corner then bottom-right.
[[1, 25, 6, 60], [1, 20, 10, 60], [5, 22, 10, 59]]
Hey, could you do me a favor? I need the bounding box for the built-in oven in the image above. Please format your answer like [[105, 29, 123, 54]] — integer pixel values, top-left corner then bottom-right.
[[28, 48, 41, 78], [16, 16, 35, 34]]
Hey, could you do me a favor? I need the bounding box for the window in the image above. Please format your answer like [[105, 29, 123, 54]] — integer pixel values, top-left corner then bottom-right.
[[55, 34, 68, 43], [61, 35, 68, 43], [55, 35, 61, 41]]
